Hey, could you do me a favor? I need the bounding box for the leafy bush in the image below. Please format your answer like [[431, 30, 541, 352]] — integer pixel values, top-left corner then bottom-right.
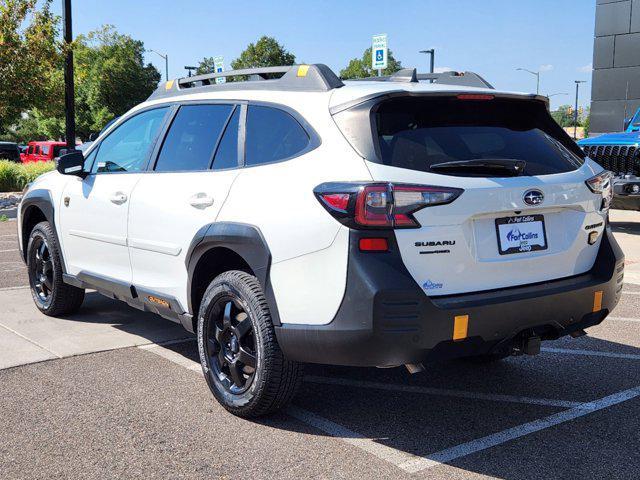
[[0, 160, 55, 192]]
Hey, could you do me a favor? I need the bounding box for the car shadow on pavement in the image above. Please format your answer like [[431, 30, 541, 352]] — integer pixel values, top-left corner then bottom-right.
[[53, 291, 192, 345], [157, 323, 640, 480], [610, 219, 640, 236]]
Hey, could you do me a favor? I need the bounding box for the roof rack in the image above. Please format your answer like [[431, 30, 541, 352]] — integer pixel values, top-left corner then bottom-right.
[[352, 68, 495, 89], [148, 64, 344, 100]]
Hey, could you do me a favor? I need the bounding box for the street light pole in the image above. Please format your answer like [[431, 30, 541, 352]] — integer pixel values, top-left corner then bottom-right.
[[184, 66, 197, 77], [419, 49, 435, 73], [62, 0, 75, 149], [574, 80, 587, 140], [149, 49, 169, 81], [516, 67, 540, 95]]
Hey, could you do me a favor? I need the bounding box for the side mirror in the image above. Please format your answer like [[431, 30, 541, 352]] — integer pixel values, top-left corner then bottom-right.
[[88, 132, 99, 141], [624, 118, 632, 131], [56, 150, 86, 178]]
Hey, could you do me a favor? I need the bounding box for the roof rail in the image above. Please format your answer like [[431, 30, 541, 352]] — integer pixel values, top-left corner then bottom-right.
[[148, 64, 344, 100], [350, 68, 494, 89]]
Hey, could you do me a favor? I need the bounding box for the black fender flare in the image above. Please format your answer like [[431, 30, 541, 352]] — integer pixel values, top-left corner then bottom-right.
[[19, 189, 60, 266], [185, 222, 281, 325]]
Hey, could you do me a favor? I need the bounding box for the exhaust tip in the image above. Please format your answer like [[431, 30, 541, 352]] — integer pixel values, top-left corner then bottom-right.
[[405, 363, 425, 374]]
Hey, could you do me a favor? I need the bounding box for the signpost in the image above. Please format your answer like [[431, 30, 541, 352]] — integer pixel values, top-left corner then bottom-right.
[[371, 34, 388, 76], [214, 56, 225, 84]]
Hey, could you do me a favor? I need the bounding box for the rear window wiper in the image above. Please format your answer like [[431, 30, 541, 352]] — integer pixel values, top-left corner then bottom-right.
[[429, 159, 526, 177]]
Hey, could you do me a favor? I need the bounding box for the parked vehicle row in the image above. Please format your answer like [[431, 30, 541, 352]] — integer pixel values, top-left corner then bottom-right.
[[578, 107, 640, 211]]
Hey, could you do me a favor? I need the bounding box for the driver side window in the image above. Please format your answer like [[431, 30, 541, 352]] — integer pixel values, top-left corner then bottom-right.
[[92, 107, 169, 173]]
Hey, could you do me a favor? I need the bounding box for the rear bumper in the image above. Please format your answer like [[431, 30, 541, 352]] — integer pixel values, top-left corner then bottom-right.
[[275, 227, 625, 367], [612, 175, 640, 210]]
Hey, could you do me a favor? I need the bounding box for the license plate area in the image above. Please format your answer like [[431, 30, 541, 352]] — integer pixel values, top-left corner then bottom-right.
[[495, 214, 548, 255]]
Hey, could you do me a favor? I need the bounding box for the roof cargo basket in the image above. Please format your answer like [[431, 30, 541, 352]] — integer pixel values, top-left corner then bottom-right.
[[148, 64, 344, 100], [352, 68, 494, 89]]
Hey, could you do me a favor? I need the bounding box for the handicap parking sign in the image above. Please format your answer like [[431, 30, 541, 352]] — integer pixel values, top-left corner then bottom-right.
[[371, 34, 388, 70]]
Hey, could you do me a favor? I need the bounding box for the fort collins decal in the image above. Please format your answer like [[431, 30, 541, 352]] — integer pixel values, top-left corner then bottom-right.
[[495, 214, 548, 255]]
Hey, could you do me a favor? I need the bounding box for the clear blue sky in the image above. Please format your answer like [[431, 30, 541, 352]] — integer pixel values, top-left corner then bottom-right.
[[53, 0, 596, 109]]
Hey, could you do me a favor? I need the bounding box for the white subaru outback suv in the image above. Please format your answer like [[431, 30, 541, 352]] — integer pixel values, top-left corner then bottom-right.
[[18, 64, 624, 418]]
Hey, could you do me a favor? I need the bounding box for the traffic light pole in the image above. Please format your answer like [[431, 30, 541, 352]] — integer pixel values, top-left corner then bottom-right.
[[62, 0, 75, 150]]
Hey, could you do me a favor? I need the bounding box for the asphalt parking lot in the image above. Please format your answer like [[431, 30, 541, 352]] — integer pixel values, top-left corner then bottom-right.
[[1, 213, 640, 479]]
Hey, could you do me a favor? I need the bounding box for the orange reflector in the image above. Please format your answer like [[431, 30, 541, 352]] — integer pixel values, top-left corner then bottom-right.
[[593, 291, 603, 312], [358, 238, 388, 252], [453, 315, 469, 341]]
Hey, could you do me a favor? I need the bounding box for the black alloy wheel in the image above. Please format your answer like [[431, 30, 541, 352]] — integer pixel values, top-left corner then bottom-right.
[[206, 297, 257, 394], [29, 237, 54, 306]]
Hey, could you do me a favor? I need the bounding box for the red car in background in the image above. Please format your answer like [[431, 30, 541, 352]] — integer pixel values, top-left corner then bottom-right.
[[21, 141, 68, 163]]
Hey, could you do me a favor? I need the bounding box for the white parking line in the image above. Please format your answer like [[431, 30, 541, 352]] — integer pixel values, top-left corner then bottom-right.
[[287, 406, 423, 472], [398, 386, 640, 472], [304, 376, 584, 409], [542, 347, 640, 361], [622, 291, 640, 295], [138, 342, 201, 371], [0, 285, 29, 291], [0, 249, 18, 253], [608, 316, 640, 323]]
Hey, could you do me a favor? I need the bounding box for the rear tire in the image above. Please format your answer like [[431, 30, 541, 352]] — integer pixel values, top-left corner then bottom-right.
[[26, 221, 85, 316], [197, 270, 303, 418]]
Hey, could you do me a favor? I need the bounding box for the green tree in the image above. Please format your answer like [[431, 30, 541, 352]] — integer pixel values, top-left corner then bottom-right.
[[230, 35, 295, 71], [73, 25, 160, 137], [551, 105, 574, 128], [11, 24, 161, 141], [339, 47, 402, 79], [0, 0, 61, 134], [196, 56, 217, 75]]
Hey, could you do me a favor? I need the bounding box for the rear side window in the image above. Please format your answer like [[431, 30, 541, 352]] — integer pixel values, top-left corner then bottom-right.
[[245, 105, 309, 166], [92, 107, 169, 173], [212, 107, 240, 170], [374, 97, 583, 176], [155, 104, 234, 172], [41, 145, 50, 155]]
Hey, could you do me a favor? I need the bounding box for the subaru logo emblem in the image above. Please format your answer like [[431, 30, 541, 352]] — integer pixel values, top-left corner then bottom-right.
[[523, 189, 544, 206]]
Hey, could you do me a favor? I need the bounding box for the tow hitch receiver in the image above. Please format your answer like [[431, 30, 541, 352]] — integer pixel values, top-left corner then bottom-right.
[[522, 336, 541, 356]]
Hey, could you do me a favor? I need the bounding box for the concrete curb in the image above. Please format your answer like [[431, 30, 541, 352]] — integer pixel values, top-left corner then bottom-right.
[[0, 207, 17, 219]]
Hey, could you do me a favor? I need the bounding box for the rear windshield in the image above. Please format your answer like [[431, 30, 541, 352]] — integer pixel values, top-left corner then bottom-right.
[[374, 96, 583, 176]]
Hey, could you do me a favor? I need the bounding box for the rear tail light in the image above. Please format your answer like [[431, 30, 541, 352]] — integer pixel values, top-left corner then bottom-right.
[[586, 171, 613, 211], [315, 182, 463, 229]]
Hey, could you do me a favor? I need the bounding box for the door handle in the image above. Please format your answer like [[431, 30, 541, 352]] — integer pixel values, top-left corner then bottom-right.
[[110, 192, 128, 205], [189, 193, 214, 209]]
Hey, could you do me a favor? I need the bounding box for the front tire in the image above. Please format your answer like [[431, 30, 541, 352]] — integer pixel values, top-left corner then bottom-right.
[[26, 221, 85, 316], [197, 270, 303, 418]]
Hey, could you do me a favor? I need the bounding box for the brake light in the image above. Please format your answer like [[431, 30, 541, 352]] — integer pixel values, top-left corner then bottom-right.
[[315, 182, 463, 229], [586, 171, 613, 211], [456, 94, 494, 101]]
